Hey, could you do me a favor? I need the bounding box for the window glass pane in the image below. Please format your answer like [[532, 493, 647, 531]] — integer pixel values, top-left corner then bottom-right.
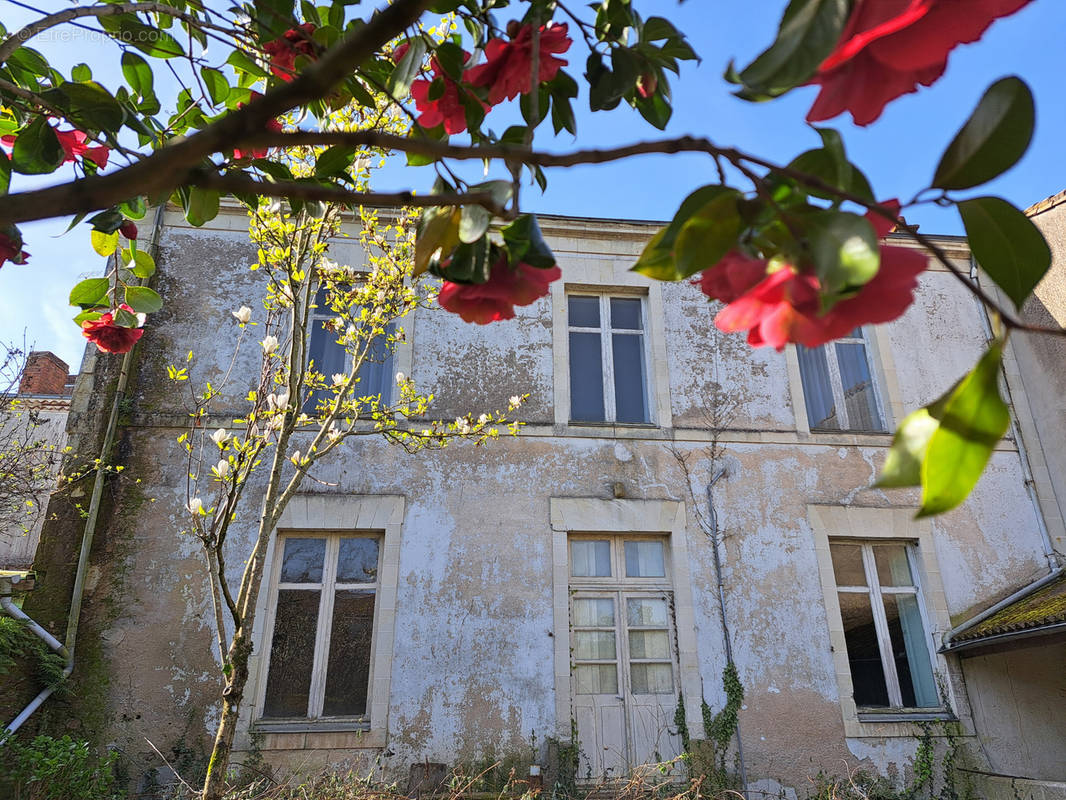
[[262, 589, 319, 717], [280, 538, 326, 583], [337, 538, 379, 583], [306, 317, 348, 413], [883, 594, 938, 708], [574, 631, 617, 660], [612, 334, 648, 423], [610, 298, 642, 330], [568, 296, 600, 328], [575, 664, 617, 694], [569, 332, 605, 422], [625, 541, 665, 577], [836, 342, 884, 431], [626, 598, 668, 627], [797, 345, 840, 430], [629, 630, 670, 659], [830, 543, 867, 587], [873, 544, 914, 587], [322, 589, 375, 716], [354, 322, 395, 401], [838, 591, 889, 708], [573, 598, 614, 627], [571, 540, 611, 577], [630, 663, 672, 694]]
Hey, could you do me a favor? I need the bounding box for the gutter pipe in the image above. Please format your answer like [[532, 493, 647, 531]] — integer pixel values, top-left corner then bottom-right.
[[940, 566, 1064, 648], [2, 204, 166, 735], [971, 259, 1059, 572]]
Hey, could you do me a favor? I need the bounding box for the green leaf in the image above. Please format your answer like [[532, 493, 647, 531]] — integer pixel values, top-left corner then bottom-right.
[[918, 343, 1010, 517], [73, 309, 105, 325], [124, 285, 163, 313], [415, 206, 460, 276], [458, 204, 491, 244], [958, 196, 1051, 308], [185, 188, 219, 227], [122, 52, 153, 96], [91, 230, 120, 257], [124, 249, 156, 279], [729, 0, 849, 100], [314, 145, 355, 178], [501, 214, 555, 268], [88, 208, 124, 233], [119, 196, 148, 220], [0, 151, 9, 195], [802, 209, 880, 295], [98, 15, 185, 59], [43, 82, 125, 132], [226, 49, 269, 79], [200, 67, 230, 105], [10, 116, 64, 175], [933, 77, 1034, 191], [631, 186, 739, 280], [387, 38, 426, 98], [69, 277, 110, 307], [634, 92, 672, 130], [876, 407, 943, 489], [71, 63, 92, 82], [673, 192, 743, 278]]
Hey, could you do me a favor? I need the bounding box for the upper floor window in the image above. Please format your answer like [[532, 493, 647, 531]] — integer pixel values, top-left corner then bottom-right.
[[261, 534, 380, 721], [797, 328, 885, 432], [568, 294, 649, 424], [830, 540, 938, 710], [306, 287, 394, 412]]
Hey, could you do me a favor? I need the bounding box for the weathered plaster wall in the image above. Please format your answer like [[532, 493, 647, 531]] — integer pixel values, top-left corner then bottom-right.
[[960, 639, 1066, 781], [37, 206, 1058, 796]]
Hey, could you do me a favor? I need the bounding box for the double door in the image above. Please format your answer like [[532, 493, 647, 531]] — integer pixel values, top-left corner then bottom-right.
[[570, 590, 682, 780]]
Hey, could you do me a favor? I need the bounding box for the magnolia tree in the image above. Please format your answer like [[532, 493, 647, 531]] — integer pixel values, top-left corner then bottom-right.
[[172, 196, 519, 798]]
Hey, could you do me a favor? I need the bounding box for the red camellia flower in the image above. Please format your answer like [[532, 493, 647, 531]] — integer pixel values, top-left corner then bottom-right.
[[0, 231, 29, 268], [81, 305, 145, 354], [807, 0, 1032, 125], [411, 54, 485, 134], [2, 126, 109, 167], [703, 203, 928, 350], [438, 258, 562, 324], [263, 22, 317, 80], [119, 221, 138, 240], [232, 91, 284, 160], [464, 22, 571, 106]]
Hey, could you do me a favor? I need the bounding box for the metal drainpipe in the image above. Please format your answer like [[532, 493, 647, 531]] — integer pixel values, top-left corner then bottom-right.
[[705, 468, 748, 795], [971, 258, 1059, 571], [2, 204, 166, 735]]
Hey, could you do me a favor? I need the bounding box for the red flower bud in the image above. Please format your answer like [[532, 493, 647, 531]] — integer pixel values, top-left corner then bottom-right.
[[119, 221, 138, 240]]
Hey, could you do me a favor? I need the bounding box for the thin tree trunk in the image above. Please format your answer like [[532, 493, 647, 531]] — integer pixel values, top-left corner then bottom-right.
[[202, 632, 252, 800]]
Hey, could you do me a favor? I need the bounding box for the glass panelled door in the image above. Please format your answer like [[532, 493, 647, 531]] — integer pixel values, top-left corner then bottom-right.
[[568, 536, 681, 780]]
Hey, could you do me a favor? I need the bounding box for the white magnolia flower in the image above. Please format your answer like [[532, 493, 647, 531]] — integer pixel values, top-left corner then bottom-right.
[[232, 306, 252, 324], [264, 198, 283, 214], [455, 417, 472, 435], [261, 335, 279, 354], [266, 415, 284, 431], [187, 497, 203, 515], [213, 460, 231, 480], [354, 155, 371, 172], [266, 393, 277, 411], [274, 390, 290, 410], [327, 423, 342, 442], [509, 395, 522, 409], [331, 373, 347, 386], [210, 428, 228, 447], [290, 450, 303, 466], [395, 372, 406, 385], [478, 413, 490, 426], [320, 257, 339, 272]]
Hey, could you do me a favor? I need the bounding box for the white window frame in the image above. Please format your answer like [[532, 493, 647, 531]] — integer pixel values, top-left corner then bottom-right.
[[238, 494, 404, 751], [565, 292, 653, 425], [831, 540, 938, 710], [796, 328, 887, 433], [808, 505, 957, 737], [258, 532, 381, 723]]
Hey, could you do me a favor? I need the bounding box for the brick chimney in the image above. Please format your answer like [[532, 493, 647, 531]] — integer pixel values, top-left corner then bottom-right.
[[19, 351, 70, 396]]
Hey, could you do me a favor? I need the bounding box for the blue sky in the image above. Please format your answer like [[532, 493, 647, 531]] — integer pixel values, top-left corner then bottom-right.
[[2, 0, 1063, 367]]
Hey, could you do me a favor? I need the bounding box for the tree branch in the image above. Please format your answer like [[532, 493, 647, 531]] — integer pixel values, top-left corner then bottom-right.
[[0, 0, 435, 226], [193, 171, 510, 216]]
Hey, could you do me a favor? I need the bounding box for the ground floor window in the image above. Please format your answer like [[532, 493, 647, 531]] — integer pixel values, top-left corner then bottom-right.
[[261, 534, 380, 720]]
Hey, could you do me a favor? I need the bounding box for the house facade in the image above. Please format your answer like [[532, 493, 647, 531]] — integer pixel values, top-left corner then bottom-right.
[[20, 203, 1066, 798]]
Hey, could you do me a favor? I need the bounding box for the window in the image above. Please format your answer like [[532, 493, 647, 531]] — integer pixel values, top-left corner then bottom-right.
[[306, 287, 394, 411], [567, 294, 650, 424], [261, 534, 380, 721], [830, 541, 938, 710], [797, 328, 885, 432]]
